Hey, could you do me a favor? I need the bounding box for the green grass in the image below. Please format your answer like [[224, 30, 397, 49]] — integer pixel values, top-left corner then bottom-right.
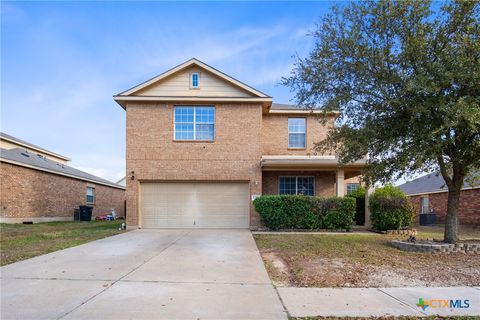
[[0, 221, 125, 266]]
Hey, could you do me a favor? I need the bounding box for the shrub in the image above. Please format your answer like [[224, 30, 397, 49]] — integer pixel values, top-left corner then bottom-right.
[[253, 195, 355, 230], [369, 185, 414, 230]]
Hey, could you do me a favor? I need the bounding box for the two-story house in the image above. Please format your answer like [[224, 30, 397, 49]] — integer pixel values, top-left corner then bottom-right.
[[114, 58, 365, 229]]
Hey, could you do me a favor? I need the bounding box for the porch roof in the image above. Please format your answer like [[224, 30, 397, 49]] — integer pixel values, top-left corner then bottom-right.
[[261, 155, 366, 176]]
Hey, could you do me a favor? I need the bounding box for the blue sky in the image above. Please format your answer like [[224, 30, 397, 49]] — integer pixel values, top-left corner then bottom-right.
[[1, 1, 331, 181]]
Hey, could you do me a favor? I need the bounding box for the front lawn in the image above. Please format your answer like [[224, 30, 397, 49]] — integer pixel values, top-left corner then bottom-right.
[[0, 220, 125, 266], [254, 225, 480, 288]]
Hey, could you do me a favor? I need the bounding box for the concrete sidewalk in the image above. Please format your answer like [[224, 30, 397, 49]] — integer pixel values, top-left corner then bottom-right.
[[278, 286, 480, 318]]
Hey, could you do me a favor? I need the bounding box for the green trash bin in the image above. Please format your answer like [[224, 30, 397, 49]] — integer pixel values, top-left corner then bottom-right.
[[79, 205, 93, 222]]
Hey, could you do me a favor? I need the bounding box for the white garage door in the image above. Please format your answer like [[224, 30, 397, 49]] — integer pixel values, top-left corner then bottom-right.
[[140, 182, 250, 228]]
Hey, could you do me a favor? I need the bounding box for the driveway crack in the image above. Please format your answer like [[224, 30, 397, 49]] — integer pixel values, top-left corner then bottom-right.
[[55, 230, 192, 320]]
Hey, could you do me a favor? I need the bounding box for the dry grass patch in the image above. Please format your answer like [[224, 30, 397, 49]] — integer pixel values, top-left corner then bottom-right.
[[254, 225, 480, 288]]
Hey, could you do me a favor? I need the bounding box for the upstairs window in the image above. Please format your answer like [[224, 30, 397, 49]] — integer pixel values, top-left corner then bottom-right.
[[288, 118, 306, 148], [191, 73, 200, 88], [86, 187, 95, 204], [174, 106, 215, 140], [279, 176, 314, 196]]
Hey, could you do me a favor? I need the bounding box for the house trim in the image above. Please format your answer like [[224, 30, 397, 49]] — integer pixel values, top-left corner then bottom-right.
[[113, 96, 272, 109]]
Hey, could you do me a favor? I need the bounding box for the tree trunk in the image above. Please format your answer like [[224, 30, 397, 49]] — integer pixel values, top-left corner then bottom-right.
[[444, 187, 461, 243]]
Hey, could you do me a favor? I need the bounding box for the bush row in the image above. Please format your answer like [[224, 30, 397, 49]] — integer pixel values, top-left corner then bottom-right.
[[252, 195, 356, 230], [253, 185, 415, 231]]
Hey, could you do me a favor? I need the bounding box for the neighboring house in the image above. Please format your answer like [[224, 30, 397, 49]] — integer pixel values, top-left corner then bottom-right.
[[0, 132, 125, 223], [398, 172, 480, 225], [114, 58, 365, 229]]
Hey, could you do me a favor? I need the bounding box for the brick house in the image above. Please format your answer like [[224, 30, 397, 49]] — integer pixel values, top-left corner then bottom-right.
[[398, 172, 480, 225], [114, 58, 366, 229], [0, 132, 125, 223]]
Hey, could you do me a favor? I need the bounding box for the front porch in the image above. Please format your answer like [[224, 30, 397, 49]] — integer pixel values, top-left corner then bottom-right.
[[260, 155, 372, 226]]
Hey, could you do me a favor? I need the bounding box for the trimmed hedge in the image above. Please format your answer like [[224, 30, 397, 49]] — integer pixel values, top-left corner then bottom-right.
[[253, 195, 355, 230], [369, 185, 414, 231]]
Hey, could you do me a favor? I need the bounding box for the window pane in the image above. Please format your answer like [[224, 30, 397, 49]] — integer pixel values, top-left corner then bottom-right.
[[279, 177, 296, 195], [297, 177, 314, 196], [175, 106, 215, 140], [175, 107, 194, 123], [288, 133, 306, 148], [86, 187, 94, 196], [175, 130, 194, 140], [288, 118, 306, 133], [347, 183, 359, 194], [192, 74, 199, 87], [86, 187, 94, 203], [195, 107, 215, 123], [195, 124, 214, 140]]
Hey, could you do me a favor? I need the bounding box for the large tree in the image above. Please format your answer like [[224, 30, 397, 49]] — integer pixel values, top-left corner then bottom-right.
[[283, 0, 480, 243]]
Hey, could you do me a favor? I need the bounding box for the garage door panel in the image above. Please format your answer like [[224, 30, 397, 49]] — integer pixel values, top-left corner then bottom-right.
[[140, 182, 249, 228]]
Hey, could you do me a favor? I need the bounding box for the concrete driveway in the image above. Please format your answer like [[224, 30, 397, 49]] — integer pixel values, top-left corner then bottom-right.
[[1, 229, 286, 320]]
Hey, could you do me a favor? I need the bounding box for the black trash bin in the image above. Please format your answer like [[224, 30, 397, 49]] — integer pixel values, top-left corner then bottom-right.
[[419, 213, 436, 226], [79, 205, 93, 222], [74, 208, 80, 221]]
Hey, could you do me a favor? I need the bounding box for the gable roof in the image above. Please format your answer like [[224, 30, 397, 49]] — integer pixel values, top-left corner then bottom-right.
[[113, 58, 272, 108], [398, 171, 479, 196], [0, 132, 70, 162], [0, 148, 124, 190]]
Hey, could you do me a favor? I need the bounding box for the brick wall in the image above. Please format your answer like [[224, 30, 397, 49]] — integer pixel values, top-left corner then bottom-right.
[[126, 102, 263, 227], [409, 188, 480, 225], [0, 162, 125, 222]]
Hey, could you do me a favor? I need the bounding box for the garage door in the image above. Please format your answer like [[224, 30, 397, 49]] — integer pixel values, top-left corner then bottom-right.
[[140, 182, 250, 228]]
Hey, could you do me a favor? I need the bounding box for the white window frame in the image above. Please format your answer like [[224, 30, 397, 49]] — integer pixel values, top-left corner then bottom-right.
[[278, 176, 315, 196], [86, 186, 95, 204], [347, 183, 360, 194], [288, 118, 306, 149], [420, 196, 429, 214], [190, 72, 200, 89], [173, 106, 215, 141]]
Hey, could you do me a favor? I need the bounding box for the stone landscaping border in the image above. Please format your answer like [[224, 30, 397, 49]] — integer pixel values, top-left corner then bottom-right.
[[369, 229, 418, 235], [391, 240, 480, 254]]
